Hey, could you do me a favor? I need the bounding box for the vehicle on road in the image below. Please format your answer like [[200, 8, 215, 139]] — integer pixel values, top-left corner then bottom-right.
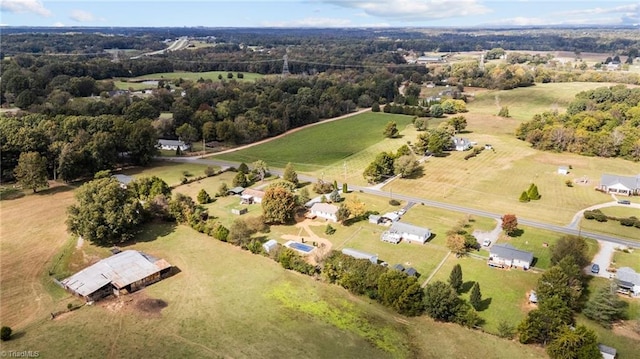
[[482, 239, 491, 247], [591, 263, 600, 274], [617, 200, 631, 205]]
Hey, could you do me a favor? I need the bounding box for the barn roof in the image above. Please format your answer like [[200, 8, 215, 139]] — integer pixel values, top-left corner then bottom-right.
[[61, 250, 170, 297], [242, 188, 265, 198]]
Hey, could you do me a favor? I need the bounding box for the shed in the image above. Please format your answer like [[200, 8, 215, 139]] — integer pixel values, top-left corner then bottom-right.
[[227, 187, 245, 196], [404, 267, 418, 277], [557, 166, 569, 175], [60, 250, 172, 302], [368, 214, 382, 224], [381, 212, 400, 222], [262, 239, 278, 254], [342, 248, 378, 264], [598, 344, 617, 359], [392, 263, 405, 272], [231, 208, 248, 215], [529, 291, 538, 304]]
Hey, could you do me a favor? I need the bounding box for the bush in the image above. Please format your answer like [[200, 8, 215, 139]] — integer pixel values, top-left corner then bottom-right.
[[565, 180, 573, 187], [620, 217, 638, 227], [325, 224, 336, 235], [204, 166, 217, 177], [197, 189, 212, 204], [389, 199, 401, 206], [1, 326, 11, 341]]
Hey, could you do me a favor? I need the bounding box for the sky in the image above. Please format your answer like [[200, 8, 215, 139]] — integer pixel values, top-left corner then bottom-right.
[[1, 0, 639, 28]]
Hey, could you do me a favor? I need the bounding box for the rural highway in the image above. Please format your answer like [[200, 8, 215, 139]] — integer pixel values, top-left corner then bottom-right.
[[131, 37, 189, 59], [162, 156, 639, 249]]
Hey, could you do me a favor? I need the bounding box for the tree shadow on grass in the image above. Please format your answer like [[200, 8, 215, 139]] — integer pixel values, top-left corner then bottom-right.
[[507, 228, 524, 238], [403, 166, 425, 179], [461, 281, 475, 294], [477, 297, 492, 312], [121, 222, 177, 247], [36, 183, 78, 196]]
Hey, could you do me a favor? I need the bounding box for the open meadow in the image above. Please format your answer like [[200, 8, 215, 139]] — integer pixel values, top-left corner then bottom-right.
[[0, 185, 548, 359]]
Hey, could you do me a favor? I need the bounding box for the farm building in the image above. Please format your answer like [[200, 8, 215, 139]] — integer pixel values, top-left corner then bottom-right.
[[342, 248, 378, 264], [381, 212, 400, 222], [392, 264, 405, 271], [598, 174, 640, 196], [309, 203, 338, 222], [404, 267, 418, 277], [382, 222, 431, 244], [616, 267, 640, 296], [488, 244, 534, 270], [60, 250, 172, 302], [368, 214, 382, 224], [557, 166, 569, 175], [262, 239, 278, 254], [598, 344, 617, 359], [241, 188, 265, 204], [113, 174, 134, 189], [452, 137, 472, 151], [157, 139, 190, 151], [227, 187, 245, 196]]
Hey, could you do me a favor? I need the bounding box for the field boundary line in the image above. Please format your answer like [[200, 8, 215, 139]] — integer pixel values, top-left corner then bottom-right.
[[421, 250, 451, 288]]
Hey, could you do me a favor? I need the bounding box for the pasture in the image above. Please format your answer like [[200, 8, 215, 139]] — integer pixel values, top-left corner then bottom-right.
[[120, 160, 215, 187], [0, 187, 547, 358], [215, 112, 416, 185], [128, 71, 264, 82]]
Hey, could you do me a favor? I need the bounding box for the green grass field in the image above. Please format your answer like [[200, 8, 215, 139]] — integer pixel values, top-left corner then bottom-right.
[[130, 71, 264, 82], [120, 160, 215, 187], [215, 112, 416, 186], [612, 249, 640, 271], [579, 206, 640, 241]]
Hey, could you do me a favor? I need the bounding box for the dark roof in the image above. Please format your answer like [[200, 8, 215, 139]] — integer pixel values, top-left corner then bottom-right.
[[393, 264, 405, 271], [405, 267, 418, 277], [490, 244, 534, 264], [158, 139, 187, 147], [227, 186, 245, 195], [598, 344, 617, 356]]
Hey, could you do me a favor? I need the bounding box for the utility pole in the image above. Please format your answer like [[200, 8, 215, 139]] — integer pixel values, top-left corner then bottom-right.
[[282, 54, 290, 77]]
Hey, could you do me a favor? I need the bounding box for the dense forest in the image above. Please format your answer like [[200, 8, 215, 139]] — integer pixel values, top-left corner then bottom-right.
[[516, 85, 640, 161]]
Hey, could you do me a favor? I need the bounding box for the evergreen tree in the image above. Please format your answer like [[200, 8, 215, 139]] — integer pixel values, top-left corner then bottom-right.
[[546, 325, 601, 359], [237, 162, 249, 174], [342, 182, 348, 193], [383, 121, 399, 138], [519, 191, 530, 202], [0, 326, 11, 341], [448, 264, 463, 293], [197, 189, 212, 204], [329, 189, 341, 203], [583, 283, 628, 328], [470, 282, 482, 310], [232, 172, 248, 187], [527, 183, 541, 200]]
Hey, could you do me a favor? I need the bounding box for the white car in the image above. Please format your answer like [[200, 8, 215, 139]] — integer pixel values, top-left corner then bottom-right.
[[482, 239, 492, 247]]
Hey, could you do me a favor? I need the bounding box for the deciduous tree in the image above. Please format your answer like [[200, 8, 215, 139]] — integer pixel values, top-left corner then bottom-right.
[[393, 154, 420, 178], [14, 151, 48, 193], [252, 160, 269, 181], [262, 186, 296, 224], [383, 121, 399, 138], [283, 162, 299, 185], [551, 235, 590, 268], [197, 189, 212, 204], [446, 234, 467, 256], [423, 281, 460, 322], [501, 214, 519, 236]]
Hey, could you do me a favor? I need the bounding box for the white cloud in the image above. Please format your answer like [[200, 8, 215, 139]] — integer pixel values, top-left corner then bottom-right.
[[70, 9, 97, 22], [324, 0, 490, 22], [53, 21, 65, 27], [261, 17, 353, 27], [0, 0, 52, 17], [555, 3, 639, 25]]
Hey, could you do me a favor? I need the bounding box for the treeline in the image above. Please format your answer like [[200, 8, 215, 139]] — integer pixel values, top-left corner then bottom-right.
[[0, 114, 158, 181], [516, 85, 640, 161]]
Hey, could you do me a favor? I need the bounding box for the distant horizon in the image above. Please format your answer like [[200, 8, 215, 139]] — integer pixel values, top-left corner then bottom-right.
[[1, 1, 638, 28]]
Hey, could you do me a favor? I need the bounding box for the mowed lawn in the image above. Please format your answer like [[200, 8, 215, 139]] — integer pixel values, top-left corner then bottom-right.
[[215, 112, 416, 186], [579, 206, 640, 242], [612, 249, 640, 272], [120, 160, 215, 187]]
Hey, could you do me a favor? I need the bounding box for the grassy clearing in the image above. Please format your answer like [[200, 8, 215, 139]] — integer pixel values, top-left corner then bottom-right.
[[429, 256, 539, 334], [112, 80, 155, 91], [129, 71, 264, 82], [580, 206, 640, 242], [612, 249, 640, 271], [215, 112, 415, 186], [120, 160, 214, 187]]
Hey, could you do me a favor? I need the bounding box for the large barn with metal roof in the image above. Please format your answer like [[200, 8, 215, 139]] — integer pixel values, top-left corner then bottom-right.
[[60, 250, 172, 302]]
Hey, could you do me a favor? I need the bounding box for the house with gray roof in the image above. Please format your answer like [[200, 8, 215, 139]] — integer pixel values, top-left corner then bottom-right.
[[342, 248, 378, 264], [488, 243, 534, 270], [616, 267, 640, 296], [60, 250, 172, 302], [598, 174, 640, 196], [382, 221, 431, 245]]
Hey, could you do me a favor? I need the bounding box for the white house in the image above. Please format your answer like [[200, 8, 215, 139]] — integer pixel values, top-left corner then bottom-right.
[[616, 267, 640, 296], [489, 244, 534, 270], [240, 188, 265, 204], [452, 137, 472, 151], [342, 248, 378, 264], [598, 344, 617, 359], [262, 239, 278, 254], [598, 174, 640, 196], [382, 222, 431, 244], [309, 203, 338, 222], [157, 139, 190, 151], [557, 166, 569, 175]]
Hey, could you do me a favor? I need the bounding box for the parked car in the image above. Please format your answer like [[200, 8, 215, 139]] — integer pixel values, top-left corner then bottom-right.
[[482, 239, 492, 247], [617, 200, 631, 205], [591, 264, 600, 274]]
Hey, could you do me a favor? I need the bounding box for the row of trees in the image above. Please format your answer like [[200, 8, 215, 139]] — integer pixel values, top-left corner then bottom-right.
[[363, 145, 420, 183], [516, 85, 640, 161]]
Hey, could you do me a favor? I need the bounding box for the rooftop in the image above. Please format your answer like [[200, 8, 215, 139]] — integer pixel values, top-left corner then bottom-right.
[[158, 139, 187, 146], [389, 221, 431, 238], [601, 174, 640, 189], [490, 244, 534, 264], [617, 267, 640, 286], [310, 202, 338, 214]]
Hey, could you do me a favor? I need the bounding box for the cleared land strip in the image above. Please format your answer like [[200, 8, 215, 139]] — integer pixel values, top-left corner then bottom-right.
[[164, 156, 639, 248]]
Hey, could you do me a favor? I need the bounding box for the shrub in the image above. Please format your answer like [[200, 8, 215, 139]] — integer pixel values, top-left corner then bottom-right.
[[519, 191, 530, 202], [620, 217, 637, 227], [204, 166, 217, 177], [389, 199, 401, 206], [325, 224, 336, 235], [1, 326, 11, 341], [565, 180, 573, 187], [181, 177, 188, 184]]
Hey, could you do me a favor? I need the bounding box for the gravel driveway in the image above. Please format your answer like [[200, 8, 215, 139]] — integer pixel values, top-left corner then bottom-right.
[[588, 240, 617, 278]]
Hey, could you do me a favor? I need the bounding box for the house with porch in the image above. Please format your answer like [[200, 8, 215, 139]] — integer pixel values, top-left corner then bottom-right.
[[488, 244, 534, 270], [381, 221, 431, 245], [616, 267, 640, 296], [598, 174, 640, 196], [240, 188, 265, 204], [309, 203, 338, 222], [157, 139, 190, 151]]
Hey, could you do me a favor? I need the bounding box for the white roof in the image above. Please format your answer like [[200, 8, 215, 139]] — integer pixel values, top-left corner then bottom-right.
[[158, 139, 187, 146], [389, 221, 431, 238], [61, 250, 170, 296], [310, 202, 338, 214]]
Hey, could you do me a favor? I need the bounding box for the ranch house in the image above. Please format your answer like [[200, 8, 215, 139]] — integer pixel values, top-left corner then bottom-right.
[[60, 250, 172, 302], [241, 188, 265, 204], [381, 221, 431, 244], [452, 137, 472, 151], [309, 203, 338, 222], [616, 267, 640, 296], [488, 244, 534, 270], [598, 174, 640, 196], [157, 139, 190, 151], [342, 248, 378, 264]]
